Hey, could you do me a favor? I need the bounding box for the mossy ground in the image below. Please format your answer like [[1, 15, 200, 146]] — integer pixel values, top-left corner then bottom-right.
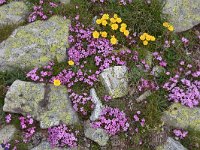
[[0, 0, 199, 149]]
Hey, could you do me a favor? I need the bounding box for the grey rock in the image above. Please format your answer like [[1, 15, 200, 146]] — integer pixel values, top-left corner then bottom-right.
[[89, 88, 104, 121], [162, 103, 200, 131], [3, 80, 79, 129], [0, 1, 29, 26], [31, 141, 77, 150], [163, 0, 200, 32], [0, 16, 70, 71], [99, 66, 128, 98], [0, 125, 17, 150], [60, 0, 70, 4], [136, 90, 152, 103], [152, 65, 166, 77], [84, 121, 109, 146], [156, 137, 187, 150]]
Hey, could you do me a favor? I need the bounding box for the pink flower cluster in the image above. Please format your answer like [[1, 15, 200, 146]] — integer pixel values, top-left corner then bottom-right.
[[28, 0, 59, 22], [138, 78, 159, 92], [103, 95, 112, 102], [19, 115, 36, 143], [48, 124, 77, 148], [152, 52, 167, 67], [173, 129, 188, 139], [91, 106, 129, 135], [5, 114, 11, 123], [69, 92, 94, 117], [163, 61, 200, 107], [0, 0, 6, 5], [26, 62, 54, 82]]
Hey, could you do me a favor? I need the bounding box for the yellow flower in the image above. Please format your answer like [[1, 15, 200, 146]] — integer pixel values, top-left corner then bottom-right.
[[110, 36, 118, 45], [114, 14, 118, 19], [68, 60, 75, 66], [140, 35, 145, 41], [111, 23, 118, 30], [102, 14, 109, 20], [121, 23, 127, 28], [96, 19, 102, 25], [54, 79, 61, 86], [110, 18, 116, 23], [146, 35, 151, 41], [101, 20, 108, 26], [150, 36, 156, 41], [100, 31, 107, 38], [143, 40, 148, 46], [168, 25, 174, 31], [120, 27, 126, 32], [116, 18, 122, 23], [93, 31, 100, 38], [163, 22, 169, 27], [124, 30, 130, 36]]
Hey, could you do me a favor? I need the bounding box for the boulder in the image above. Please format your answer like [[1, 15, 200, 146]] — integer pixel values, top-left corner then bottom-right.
[[99, 66, 128, 98], [0, 1, 29, 26], [0, 125, 17, 146], [89, 88, 104, 121], [60, 0, 70, 4], [162, 103, 200, 131], [163, 0, 200, 32], [156, 137, 187, 150], [3, 80, 79, 128], [0, 16, 70, 71], [84, 121, 109, 146]]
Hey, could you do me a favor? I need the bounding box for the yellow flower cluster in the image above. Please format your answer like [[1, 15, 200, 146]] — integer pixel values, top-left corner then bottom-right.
[[163, 22, 174, 31], [54, 79, 61, 86], [68, 60, 75, 66], [93, 13, 130, 45], [140, 33, 156, 46]]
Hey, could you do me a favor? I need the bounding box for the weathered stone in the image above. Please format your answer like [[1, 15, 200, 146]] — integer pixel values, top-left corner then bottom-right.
[[163, 0, 200, 32], [136, 90, 152, 103], [0, 125, 17, 150], [99, 66, 128, 98], [156, 137, 187, 150], [0, 16, 70, 71], [89, 88, 104, 121], [3, 80, 79, 128], [152, 65, 166, 77], [60, 0, 70, 4], [31, 141, 77, 150], [145, 50, 153, 67], [162, 103, 200, 131], [0, 1, 29, 26], [84, 121, 109, 146]]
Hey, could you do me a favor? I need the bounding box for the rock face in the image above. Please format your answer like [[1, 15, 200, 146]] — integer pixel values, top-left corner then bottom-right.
[[0, 16, 70, 71], [89, 88, 104, 121], [31, 141, 77, 150], [99, 66, 128, 98], [0, 1, 29, 26], [3, 80, 79, 128], [156, 137, 187, 150], [162, 103, 200, 131], [163, 0, 200, 32], [0, 125, 17, 147], [60, 0, 71, 4], [84, 121, 109, 146]]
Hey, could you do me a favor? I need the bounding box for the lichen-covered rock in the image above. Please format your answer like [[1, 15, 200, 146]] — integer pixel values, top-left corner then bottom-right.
[[162, 103, 200, 131], [31, 141, 77, 150], [0, 16, 70, 71], [60, 0, 70, 4], [89, 88, 104, 121], [163, 0, 200, 32], [0, 1, 29, 26], [156, 137, 187, 150], [0, 125, 17, 149], [3, 80, 79, 129], [84, 121, 109, 146], [99, 66, 128, 98], [152, 65, 166, 77]]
